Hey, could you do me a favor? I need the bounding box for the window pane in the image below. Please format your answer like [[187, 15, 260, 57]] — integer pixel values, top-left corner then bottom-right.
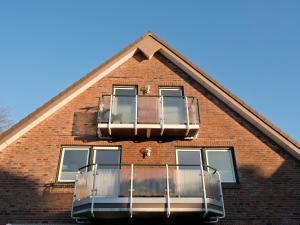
[[60, 149, 89, 181], [112, 87, 137, 124], [95, 149, 121, 197], [95, 150, 120, 169], [177, 150, 201, 170], [206, 150, 236, 183], [114, 87, 136, 96], [160, 88, 186, 124], [160, 89, 182, 96], [176, 150, 202, 197]]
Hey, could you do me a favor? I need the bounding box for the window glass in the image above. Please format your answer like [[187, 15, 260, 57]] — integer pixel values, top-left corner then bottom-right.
[[206, 150, 236, 183], [95, 149, 120, 169], [176, 149, 202, 197], [59, 149, 89, 182], [160, 89, 182, 97], [112, 87, 137, 124], [177, 150, 202, 170], [159, 88, 186, 124], [114, 87, 137, 96]]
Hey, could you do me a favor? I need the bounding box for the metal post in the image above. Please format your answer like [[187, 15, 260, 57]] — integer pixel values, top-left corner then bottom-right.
[[166, 164, 171, 218], [134, 95, 138, 135], [129, 164, 134, 218], [70, 171, 80, 219], [160, 96, 165, 136], [216, 171, 225, 219], [185, 96, 190, 136], [91, 164, 98, 218], [108, 95, 113, 135], [201, 165, 208, 218]]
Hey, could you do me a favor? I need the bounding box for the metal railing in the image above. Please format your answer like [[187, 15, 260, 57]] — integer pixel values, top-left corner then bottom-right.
[[97, 95, 200, 136], [72, 164, 225, 219]]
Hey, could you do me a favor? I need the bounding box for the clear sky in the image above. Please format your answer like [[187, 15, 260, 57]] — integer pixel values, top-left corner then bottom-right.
[[0, 1, 299, 142]]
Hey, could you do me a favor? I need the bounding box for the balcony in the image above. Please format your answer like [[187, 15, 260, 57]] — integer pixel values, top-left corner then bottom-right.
[[97, 95, 200, 139], [71, 164, 225, 222]]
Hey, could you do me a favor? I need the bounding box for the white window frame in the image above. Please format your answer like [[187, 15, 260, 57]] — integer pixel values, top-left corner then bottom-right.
[[205, 148, 236, 183], [92, 146, 121, 164], [58, 147, 90, 182], [176, 148, 203, 169], [113, 86, 137, 95], [159, 87, 183, 96]]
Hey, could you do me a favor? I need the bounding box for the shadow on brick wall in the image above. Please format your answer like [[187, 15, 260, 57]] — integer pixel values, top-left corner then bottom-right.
[[0, 170, 75, 224], [72, 111, 98, 142]]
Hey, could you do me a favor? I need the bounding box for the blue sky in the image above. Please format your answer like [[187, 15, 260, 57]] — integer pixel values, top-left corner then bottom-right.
[[0, 1, 299, 142]]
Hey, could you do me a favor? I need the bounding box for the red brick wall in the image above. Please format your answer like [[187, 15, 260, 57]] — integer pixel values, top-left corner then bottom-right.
[[0, 51, 299, 225]]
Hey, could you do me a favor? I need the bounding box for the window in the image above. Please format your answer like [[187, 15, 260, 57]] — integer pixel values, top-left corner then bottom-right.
[[176, 149, 202, 169], [176, 148, 237, 183], [58, 147, 89, 182], [206, 149, 236, 183], [93, 147, 121, 197], [159, 87, 186, 124], [93, 146, 120, 169], [58, 146, 120, 182], [112, 86, 137, 124]]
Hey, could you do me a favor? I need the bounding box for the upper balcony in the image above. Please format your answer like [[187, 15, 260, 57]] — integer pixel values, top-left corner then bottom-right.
[[71, 164, 225, 222], [97, 95, 200, 139]]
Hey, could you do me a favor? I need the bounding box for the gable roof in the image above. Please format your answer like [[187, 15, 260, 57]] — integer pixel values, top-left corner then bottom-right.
[[1, 32, 300, 160]]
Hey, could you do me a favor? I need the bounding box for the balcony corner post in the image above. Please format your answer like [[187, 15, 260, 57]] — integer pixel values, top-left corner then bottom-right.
[[134, 95, 138, 135], [108, 95, 113, 135], [71, 171, 80, 219], [216, 171, 225, 219], [91, 164, 98, 218], [185, 96, 190, 136], [160, 96, 165, 136], [201, 165, 208, 218], [166, 164, 171, 218], [129, 164, 134, 218]]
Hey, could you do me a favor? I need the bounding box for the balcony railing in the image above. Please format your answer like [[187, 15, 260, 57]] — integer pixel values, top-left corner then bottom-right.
[[97, 95, 200, 138], [71, 164, 225, 222]]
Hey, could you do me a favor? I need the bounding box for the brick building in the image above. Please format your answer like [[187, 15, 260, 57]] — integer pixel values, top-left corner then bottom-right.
[[0, 32, 299, 225]]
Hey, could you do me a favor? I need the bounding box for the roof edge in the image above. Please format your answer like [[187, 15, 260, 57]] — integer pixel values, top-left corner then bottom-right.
[[146, 33, 300, 157], [0, 32, 299, 161]]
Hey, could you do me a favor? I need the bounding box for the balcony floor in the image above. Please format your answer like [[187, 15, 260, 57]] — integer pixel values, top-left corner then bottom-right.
[[98, 123, 199, 139], [73, 197, 223, 219]]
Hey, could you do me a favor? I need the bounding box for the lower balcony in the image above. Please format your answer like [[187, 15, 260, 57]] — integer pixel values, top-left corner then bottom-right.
[[71, 164, 225, 222]]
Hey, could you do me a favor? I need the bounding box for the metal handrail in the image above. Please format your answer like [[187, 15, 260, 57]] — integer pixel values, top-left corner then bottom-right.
[[78, 163, 218, 172], [101, 94, 198, 98]]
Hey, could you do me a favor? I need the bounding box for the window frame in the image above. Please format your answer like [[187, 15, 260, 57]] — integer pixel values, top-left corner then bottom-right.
[[175, 148, 203, 170], [57, 147, 90, 183], [57, 146, 121, 183], [175, 147, 238, 184], [204, 148, 237, 183], [113, 86, 137, 96], [92, 146, 121, 165], [159, 87, 183, 97]]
